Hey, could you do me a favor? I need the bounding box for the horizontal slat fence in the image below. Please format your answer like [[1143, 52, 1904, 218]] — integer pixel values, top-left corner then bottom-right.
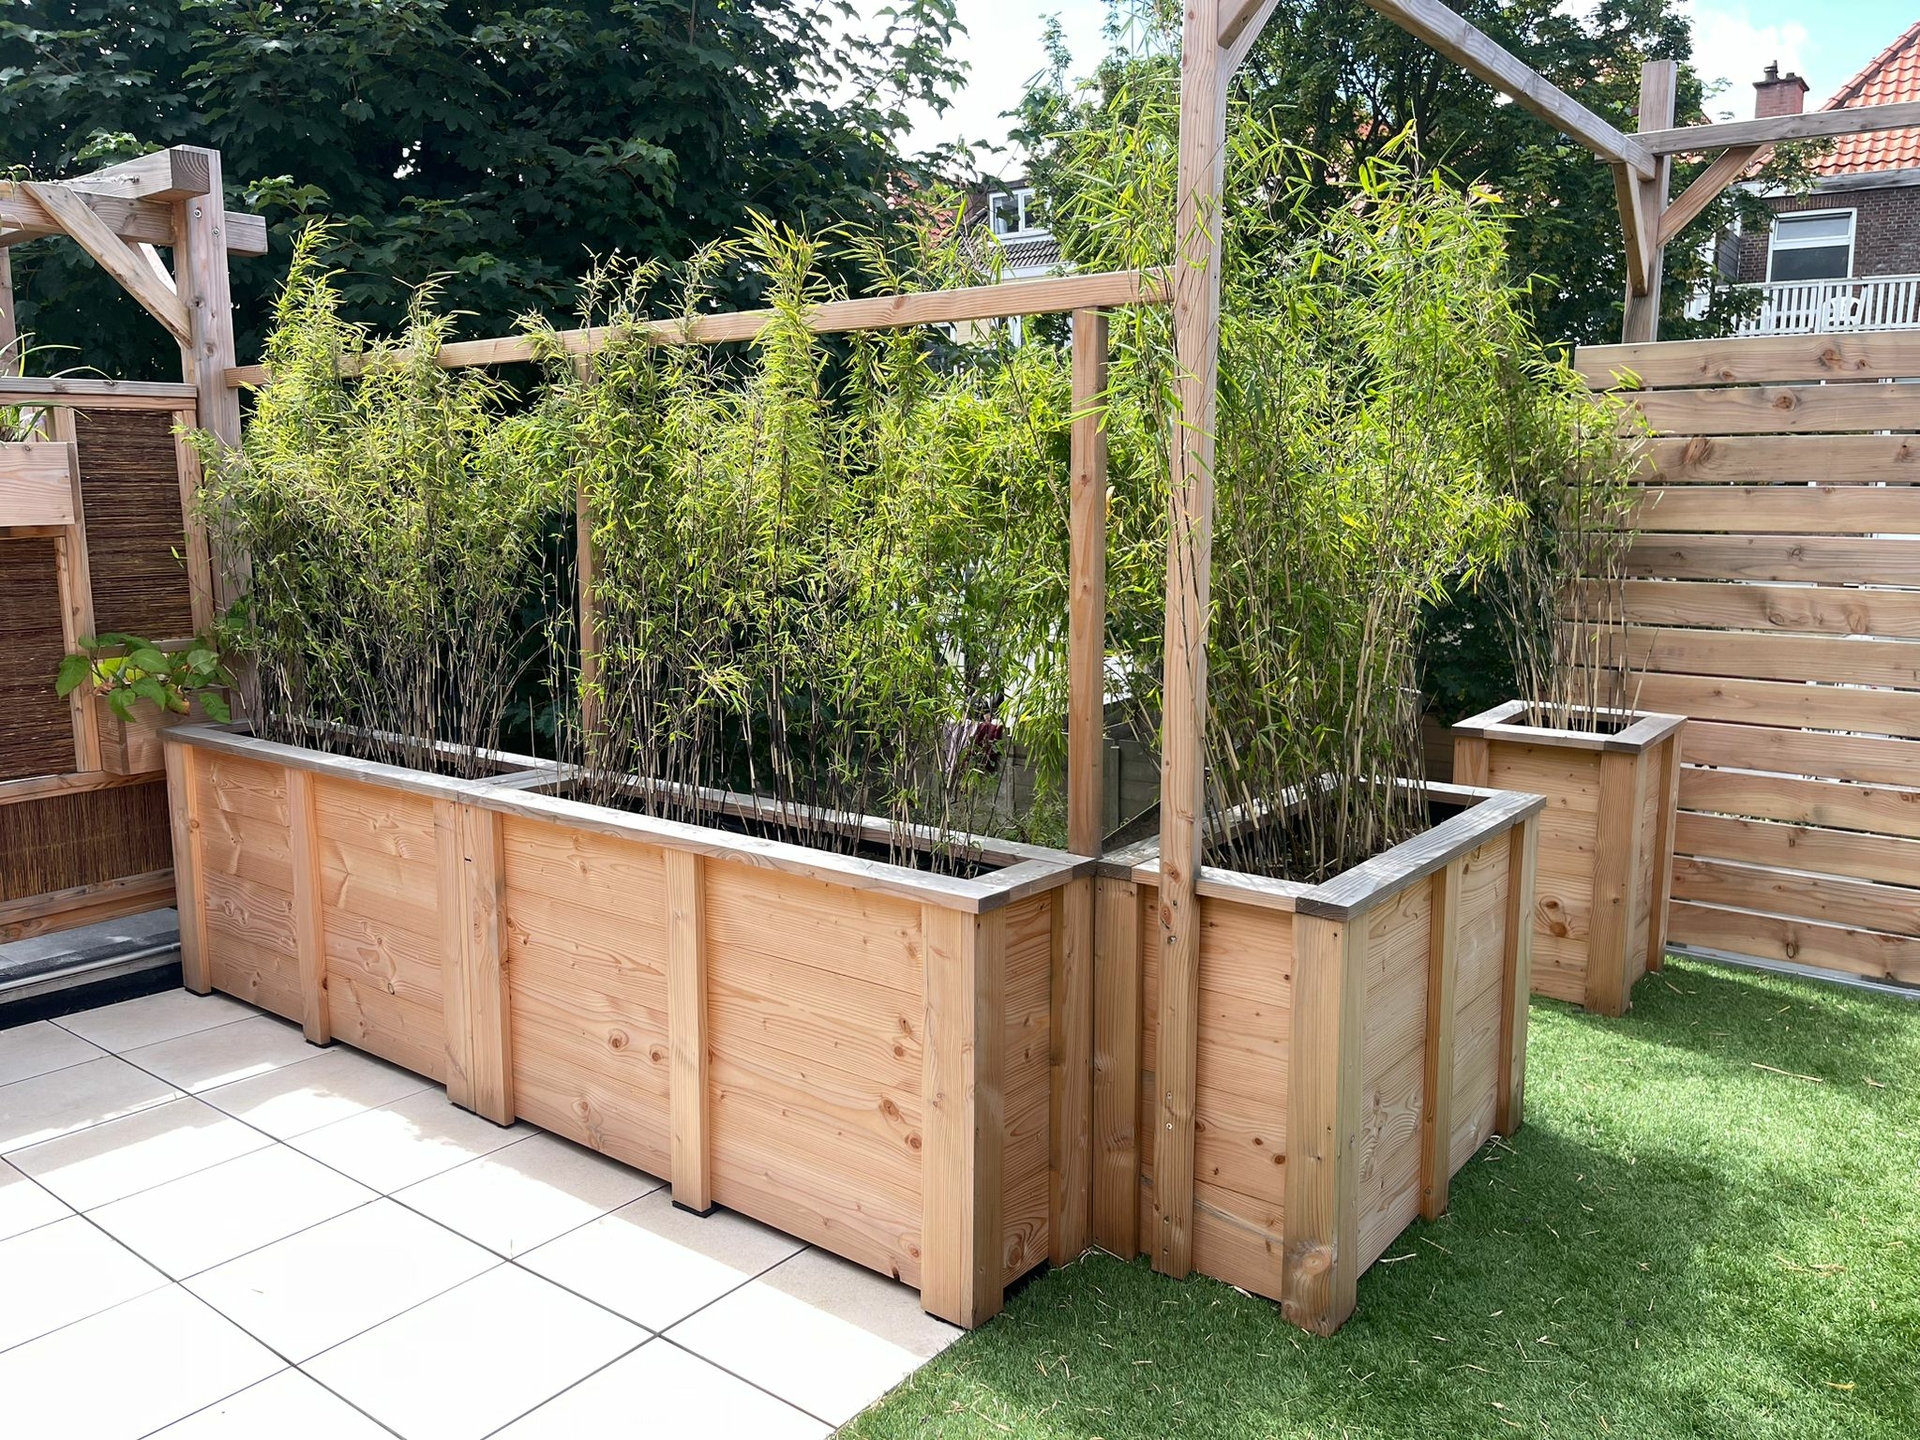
[[1576, 332, 1920, 986]]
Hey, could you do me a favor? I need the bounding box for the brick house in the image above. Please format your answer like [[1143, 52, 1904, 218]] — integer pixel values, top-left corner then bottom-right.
[[1728, 24, 1920, 333]]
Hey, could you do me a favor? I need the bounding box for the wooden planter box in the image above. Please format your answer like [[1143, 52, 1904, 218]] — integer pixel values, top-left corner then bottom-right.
[[161, 724, 1092, 1328], [0, 440, 78, 527], [1088, 781, 1544, 1335], [96, 696, 203, 776], [1451, 702, 1685, 1017]]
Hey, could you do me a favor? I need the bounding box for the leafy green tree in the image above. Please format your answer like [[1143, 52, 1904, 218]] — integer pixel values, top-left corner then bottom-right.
[[1018, 0, 1818, 347], [0, 0, 966, 378]]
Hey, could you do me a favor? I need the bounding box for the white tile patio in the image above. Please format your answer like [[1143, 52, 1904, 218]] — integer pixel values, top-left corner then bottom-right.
[[0, 988, 962, 1437]]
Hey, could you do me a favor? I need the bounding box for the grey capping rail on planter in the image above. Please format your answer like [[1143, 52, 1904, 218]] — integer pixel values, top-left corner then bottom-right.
[[163, 724, 1091, 914], [1095, 778, 1547, 920], [1451, 698, 1687, 754]]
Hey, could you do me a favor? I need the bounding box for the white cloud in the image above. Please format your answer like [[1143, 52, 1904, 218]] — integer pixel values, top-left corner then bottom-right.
[[1687, 2, 1811, 117], [856, 1, 1116, 167]]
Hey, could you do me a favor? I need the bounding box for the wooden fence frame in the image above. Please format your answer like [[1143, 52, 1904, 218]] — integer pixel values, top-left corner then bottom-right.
[[1573, 329, 1920, 989], [0, 150, 253, 941]]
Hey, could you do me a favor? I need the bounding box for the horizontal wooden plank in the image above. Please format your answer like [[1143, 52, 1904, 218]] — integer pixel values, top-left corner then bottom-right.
[[1628, 486, 1920, 535], [1675, 811, 1920, 889], [1603, 579, 1920, 638], [1667, 900, 1920, 985], [1680, 765, 1920, 838], [1638, 100, 1920, 158], [1672, 856, 1920, 938], [0, 182, 266, 256], [1681, 720, 1920, 787], [1609, 625, 1920, 689], [225, 267, 1172, 385], [0, 443, 75, 526], [1616, 670, 1920, 738], [1632, 434, 1920, 484], [1580, 332, 1920, 390], [1625, 384, 1920, 437], [0, 377, 199, 407], [1625, 535, 1920, 586]]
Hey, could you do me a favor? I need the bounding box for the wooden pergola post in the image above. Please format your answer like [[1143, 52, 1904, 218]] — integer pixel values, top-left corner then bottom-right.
[[1621, 61, 1678, 344]]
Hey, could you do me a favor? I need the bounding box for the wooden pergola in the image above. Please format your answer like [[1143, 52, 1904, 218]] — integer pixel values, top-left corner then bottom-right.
[[1155, 0, 1920, 1330]]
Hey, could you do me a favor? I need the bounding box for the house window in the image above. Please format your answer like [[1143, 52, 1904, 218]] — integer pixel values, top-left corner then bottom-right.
[[989, 188, 1045, 237], [1767, 210, 1854, 283]]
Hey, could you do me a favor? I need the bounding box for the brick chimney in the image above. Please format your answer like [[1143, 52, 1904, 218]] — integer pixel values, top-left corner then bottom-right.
[[1754, 61, 1809, 119]]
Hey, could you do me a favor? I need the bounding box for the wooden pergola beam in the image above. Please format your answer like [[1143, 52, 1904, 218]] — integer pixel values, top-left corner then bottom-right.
[[1357, 0, 1657, 179], [1620, 62, 1677, 344], [224, 267, 1170, 387], [0, 182, 267, 257], [1658, 143, 1769, 247], [67, 148, 212, 203], [25, 181, 193, 346], [1637, 100, 1920, 156]]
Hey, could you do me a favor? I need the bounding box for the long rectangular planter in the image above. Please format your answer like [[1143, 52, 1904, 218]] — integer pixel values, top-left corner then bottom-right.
[[1088, 780, 1545, 1335], [161, 724, 1092, 1328], [1452, 701, 1685, 1016]]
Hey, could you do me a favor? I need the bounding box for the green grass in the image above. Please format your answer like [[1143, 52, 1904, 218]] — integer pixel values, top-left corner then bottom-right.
[[844, 959, 1920, 1439]]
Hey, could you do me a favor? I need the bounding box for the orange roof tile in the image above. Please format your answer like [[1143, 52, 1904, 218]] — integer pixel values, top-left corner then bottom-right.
[[1816, 18, 1920, 176]]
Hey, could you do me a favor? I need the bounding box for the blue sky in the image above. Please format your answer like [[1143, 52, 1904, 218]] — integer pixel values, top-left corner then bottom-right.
[[884, 2, 1910, 159]]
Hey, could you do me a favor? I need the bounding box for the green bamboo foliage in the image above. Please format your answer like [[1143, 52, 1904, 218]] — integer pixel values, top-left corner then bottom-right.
[[1043, 82, 1637, 881], [191, 227, 566, 777], [533, 219, 1076, 869]]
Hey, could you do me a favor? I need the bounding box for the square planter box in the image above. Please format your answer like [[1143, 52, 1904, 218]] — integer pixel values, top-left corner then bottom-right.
[[96, 696, 202, 776], [1451, 701, 1685, 1017], [1088, 780, 1545, 1335], [160, 724, 1091, 1328]]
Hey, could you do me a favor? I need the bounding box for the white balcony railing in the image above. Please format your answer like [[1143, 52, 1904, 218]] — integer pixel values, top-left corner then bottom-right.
[[1732, 274, 1920, 336]]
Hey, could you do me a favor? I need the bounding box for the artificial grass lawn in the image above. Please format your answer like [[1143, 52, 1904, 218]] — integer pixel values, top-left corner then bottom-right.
[[845, 958, 1920, 1439]]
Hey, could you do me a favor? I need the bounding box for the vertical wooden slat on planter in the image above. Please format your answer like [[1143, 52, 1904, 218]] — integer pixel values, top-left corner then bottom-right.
[[1420, 858, 1463, 1221], [286, 767, 330, 1045], [1284, 912, 1363, 1337], [1646, 732, 1682, 974], [666, 848, 712, 1215], [1050, 882, 1091, 1263], [1498, 814, 1540, 1135], [1586, 749, 1647, 1016], [1452, 734, 1490, 789], [921, 903, 1006, 1328], [162, 740, 208, 994], [440, 800, 514, 1125], [1091, 875, 1141, 1257]]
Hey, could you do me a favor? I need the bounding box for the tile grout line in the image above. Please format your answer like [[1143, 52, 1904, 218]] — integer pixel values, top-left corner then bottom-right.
[[23, 995, 912, 1436], [49, 1001, 263, 1048]]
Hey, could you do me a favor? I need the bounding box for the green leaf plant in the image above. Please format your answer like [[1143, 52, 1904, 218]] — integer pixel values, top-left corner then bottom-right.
[[56, 632, 233, 725]]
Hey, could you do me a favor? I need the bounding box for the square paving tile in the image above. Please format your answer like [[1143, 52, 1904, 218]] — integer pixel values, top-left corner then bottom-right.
[[0, 1055, 180, 1155], [55, 989, 256, 1055], [306, 1262, 644, 1440], [149, 1368, 392, 1438], [0, 1285, 282, 1439], [667, 1248, 959, 1426], [121, 1014, 321, 1094], [9, 1096, 272, 1212], [87, 1142, 376, 1279], [0, 1213, 169, 1353], [497, 1338, 829, 1439], [187, 1198, 499, 1360], [519, 1188, 802, 1330], [394, 1131, 660, 1257], [290, 1086, 531, 1193], [201, 1045, 431, 1139], [0, 1019, 107, 1086], [0, 1157, 70, 1242]]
